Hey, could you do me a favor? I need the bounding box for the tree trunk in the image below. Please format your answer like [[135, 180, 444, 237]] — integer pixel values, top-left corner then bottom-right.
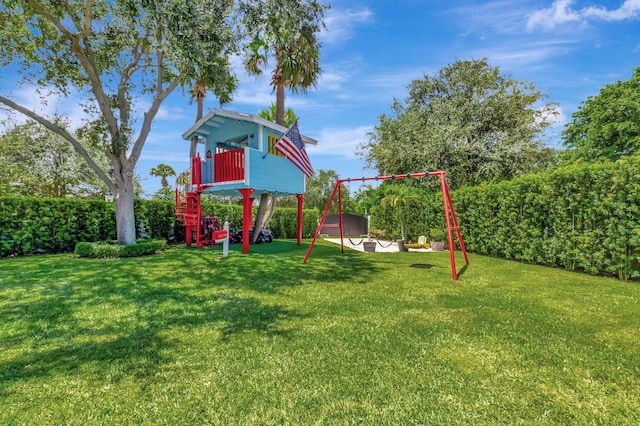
[[275, 83, 285, 125], [252, 193, 269, 243], [190, 135, 198, 159], [115, 173, 137, 245], [190, 89, 205, 159], [264, 196, 278, 225]]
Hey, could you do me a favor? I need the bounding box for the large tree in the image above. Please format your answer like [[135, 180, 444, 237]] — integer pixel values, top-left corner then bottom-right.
[[562, 66, 640, 162], [0, 119, 109, 197], [242, 0, 327, 241], [0, 0, 238, 244], [361, 58, 557, 189]]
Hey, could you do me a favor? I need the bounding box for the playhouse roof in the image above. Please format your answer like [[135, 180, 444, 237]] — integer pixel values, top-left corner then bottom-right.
[[181, 109, 318, 146]]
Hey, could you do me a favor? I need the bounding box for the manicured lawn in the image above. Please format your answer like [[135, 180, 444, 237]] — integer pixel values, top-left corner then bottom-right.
[[1, 240, 638, 424]]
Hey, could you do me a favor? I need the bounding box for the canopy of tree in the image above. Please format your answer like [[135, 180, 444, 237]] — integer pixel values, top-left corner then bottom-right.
[[0, 0, 239, 244], [360, 58, 557, 189], [0, 120, 109, 198], [562, 66, 640, 162], [258, 103, 298, 127]]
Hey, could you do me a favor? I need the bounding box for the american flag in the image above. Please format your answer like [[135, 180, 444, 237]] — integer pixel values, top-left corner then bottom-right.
[[274, 121, 314, 177]]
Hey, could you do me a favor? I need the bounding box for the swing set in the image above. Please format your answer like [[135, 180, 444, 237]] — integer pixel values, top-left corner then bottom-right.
[[303, 171, 469, 280]]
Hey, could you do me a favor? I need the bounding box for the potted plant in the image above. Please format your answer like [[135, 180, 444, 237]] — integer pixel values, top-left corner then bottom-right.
[[363, 239, 377, 252], [429, 227, 446, 251]]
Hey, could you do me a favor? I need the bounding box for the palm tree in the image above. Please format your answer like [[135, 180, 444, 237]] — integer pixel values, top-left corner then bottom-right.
[[150, 164, 176, 187], [186, 73, 237, 159], [380, 189, 420, 242], [258, 102, 298, 127], [189, 80, 208, 159], [244, 0, 328, 241]]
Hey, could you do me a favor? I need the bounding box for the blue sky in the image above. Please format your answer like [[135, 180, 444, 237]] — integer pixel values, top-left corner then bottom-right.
[[2, 0, 640, 195]]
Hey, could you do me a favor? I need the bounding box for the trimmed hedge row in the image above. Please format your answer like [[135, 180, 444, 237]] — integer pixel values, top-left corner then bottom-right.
[[0, 197, 116, 257], [0, 197, 319, 257], [453, 157, 640, 280]]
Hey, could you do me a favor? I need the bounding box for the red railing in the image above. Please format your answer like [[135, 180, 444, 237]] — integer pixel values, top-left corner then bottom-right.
[[213, 148, 245, 183], [191, 156, 201, 185], [185, 149, 245, 187]]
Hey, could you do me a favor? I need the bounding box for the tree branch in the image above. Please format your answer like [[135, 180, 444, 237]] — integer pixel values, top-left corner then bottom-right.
[[84, 0, 93, 34], [26, 0, 119, 138], [128, 72, 184, 166], [0, 95, 114, 190]]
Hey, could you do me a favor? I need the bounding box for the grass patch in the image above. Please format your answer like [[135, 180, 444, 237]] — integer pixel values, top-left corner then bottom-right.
[[1, 240, 639, 424]]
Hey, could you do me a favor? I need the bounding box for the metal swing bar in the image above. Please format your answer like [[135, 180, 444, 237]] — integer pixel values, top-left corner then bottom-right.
[[302, 171, 470, 281]]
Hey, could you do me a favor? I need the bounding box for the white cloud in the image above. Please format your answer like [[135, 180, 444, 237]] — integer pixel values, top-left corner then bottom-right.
[[452, 1, 534, 34], [320, 7, 374, 44], [135, 99, 188, 121], [470, 38, 576, 71], [583, 0, 640, 20], [0, 85, 88, 130], [308, 125, 373, 158], [527, 0, 640, 30]]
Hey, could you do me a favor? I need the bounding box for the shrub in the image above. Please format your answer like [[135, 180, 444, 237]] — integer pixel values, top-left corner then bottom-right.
[[451, 158, 640, 280], [74, 239, 168, 258]]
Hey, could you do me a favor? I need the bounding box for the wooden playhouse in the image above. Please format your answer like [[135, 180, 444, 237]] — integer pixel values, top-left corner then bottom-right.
[[175, 109, 317, 254]]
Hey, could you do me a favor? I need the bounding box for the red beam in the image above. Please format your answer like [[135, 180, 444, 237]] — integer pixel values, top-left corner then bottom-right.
[[303, 181, 340, 263]]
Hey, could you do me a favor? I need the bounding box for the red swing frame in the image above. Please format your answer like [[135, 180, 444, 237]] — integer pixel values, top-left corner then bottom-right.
[[302, 171, 469, 281]]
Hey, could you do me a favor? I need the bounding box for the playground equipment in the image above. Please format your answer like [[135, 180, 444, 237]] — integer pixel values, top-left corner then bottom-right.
[[303, 171, 469, 281], [175, 110, 316, 254]]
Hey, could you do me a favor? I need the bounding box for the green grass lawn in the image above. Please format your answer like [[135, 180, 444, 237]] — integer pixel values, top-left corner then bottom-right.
[[1, 240, 639, 424]]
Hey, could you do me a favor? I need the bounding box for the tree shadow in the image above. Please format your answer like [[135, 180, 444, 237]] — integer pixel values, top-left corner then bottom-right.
[[0, 241, 379, 385]]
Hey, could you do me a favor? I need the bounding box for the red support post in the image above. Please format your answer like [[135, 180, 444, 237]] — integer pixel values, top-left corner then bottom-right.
[[442, 175, 469, 265], [439, 174, 458, 280], [303, 181, 340, 263], [303, 171, 468, 280], [337, 182, 344, 253], [238, 188, 254, 254], [296, 194, 304, 246]]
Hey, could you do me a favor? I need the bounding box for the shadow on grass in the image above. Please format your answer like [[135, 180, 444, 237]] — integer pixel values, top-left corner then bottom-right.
[[0, 293, 296, 385], [410, 263, 434, 269], [0, 240, 378, 384]]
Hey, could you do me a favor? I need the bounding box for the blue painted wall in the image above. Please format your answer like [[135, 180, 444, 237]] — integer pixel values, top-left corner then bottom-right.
[[200, 146, 305, 197]]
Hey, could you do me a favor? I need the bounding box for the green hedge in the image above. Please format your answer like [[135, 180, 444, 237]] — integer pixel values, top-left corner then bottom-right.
[[452, 158, 640, 279], [0, 197, 319, 257], [0, 197, 116, 257], [74, 239, 168, 258]]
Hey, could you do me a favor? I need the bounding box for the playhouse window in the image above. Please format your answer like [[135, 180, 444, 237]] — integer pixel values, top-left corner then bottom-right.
[[268, 135, 284, 157]]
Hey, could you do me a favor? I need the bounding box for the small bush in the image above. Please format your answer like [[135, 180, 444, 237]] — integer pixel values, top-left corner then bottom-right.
[[74, 239, 168, 258]]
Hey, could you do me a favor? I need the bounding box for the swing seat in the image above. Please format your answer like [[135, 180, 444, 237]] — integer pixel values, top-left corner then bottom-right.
[[404, 236, 430, 250]]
